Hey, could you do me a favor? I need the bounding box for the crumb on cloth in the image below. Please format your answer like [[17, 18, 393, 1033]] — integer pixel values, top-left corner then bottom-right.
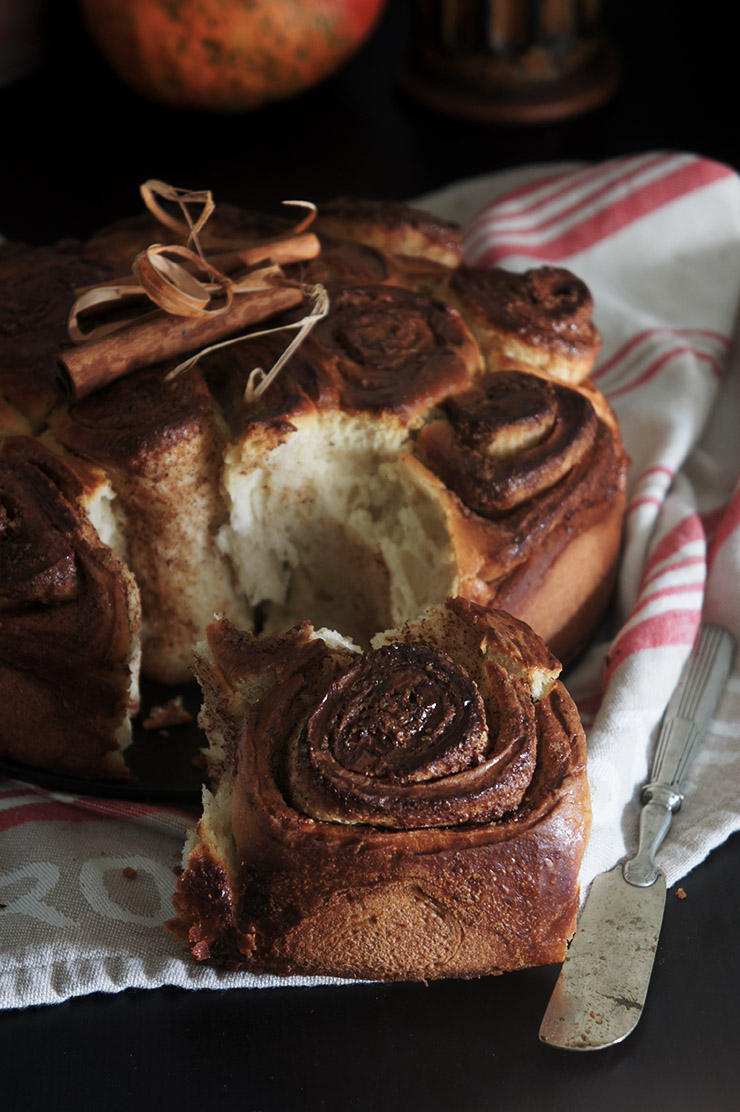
[[142, 696, 193, 730]]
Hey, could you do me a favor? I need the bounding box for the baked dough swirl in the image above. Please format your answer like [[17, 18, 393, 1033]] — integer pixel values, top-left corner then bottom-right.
[[321, 285, 481, 416], [169, 599, 590, 980], [418, 369, 599, 519], [0, 437, 141, 777], [229, 284, 481, 427], [439, 264, 600, 384], [412, 369, 626, 660]]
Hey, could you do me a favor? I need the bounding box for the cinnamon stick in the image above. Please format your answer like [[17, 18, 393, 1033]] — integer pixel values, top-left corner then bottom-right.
[[58, 283, 303, 401], [59, 181, 323, 400]]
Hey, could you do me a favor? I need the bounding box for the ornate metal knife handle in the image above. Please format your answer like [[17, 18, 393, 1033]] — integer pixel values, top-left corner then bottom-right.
[[623, 624, 735, 887]]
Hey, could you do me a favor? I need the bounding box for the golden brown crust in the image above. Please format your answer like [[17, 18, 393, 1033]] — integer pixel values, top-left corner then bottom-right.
[[0, 436, 141, 778], [314, 197, 465, 268], [204, 283, 483, 430], [0, 241, 112, 430], [415, 370, 627, 662], [430, 264, 601, 383], [51, 366, 251, 683], [169, 602, 590, 980]]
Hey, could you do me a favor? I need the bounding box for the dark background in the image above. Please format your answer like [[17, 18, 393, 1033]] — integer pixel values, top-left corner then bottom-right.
[[2, 2, 739, 1109], [3, 1, 739, 242]]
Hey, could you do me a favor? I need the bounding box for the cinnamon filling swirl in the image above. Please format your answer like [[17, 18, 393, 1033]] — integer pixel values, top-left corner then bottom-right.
[[288, 638, 538, 829], [0, 438, 140, 775], [256, 284, 479, 420], [418, 370, 599, 519], [451, 265, 596, 351]]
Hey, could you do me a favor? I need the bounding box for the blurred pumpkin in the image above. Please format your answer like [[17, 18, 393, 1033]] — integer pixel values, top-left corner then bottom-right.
[[79, 0, 387, 112]]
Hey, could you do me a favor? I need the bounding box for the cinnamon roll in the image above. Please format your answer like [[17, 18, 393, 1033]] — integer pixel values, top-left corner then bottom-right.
[[415, 369, 627, 662], [169, 599, 590, 980], [299, 283, 481, 418], [0, 437, 141, 778], [424, 264, 601, 385]]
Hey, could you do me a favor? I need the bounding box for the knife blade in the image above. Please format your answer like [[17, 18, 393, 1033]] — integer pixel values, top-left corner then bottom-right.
[[539, 622, 735, 1051]]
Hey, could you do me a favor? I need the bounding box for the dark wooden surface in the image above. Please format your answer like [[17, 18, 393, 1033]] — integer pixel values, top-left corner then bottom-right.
[[2, 2, 739, 1109]]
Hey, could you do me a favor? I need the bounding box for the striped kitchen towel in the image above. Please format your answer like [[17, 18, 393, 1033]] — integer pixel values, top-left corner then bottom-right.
[[2, 151, 740, 1007]]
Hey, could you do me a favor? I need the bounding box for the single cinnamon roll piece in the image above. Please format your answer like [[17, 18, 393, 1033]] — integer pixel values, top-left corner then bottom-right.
[[308, 284, 481, 418], [414, 369, 628, 662], [423, 264, 601, 384], [51, 364, 251, 684], [0, 437, 141, 778], [169, 599, 589, 981]]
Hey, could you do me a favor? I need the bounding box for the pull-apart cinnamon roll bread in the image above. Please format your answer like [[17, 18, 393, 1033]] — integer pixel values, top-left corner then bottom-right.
[[1, 193, 627, 777], [169, 598, 591, 980]]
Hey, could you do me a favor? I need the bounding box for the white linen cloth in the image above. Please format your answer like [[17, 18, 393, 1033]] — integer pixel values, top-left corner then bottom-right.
[[3, 151, 740, 1008]]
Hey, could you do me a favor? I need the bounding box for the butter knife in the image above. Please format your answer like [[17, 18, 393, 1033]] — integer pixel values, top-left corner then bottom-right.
[[539, 622, 735, 1051]]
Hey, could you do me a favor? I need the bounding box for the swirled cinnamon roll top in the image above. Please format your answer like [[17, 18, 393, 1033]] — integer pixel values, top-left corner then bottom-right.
[[308, 285, 480, 418], [423, 264, 601, 384], [170, 599, 589, 980], [0, 436, 141, 777], [206, 283, 482, 431], [418, 368, 607, 519], [288, 640, 539, 829], [413, 370, 627, 660]]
